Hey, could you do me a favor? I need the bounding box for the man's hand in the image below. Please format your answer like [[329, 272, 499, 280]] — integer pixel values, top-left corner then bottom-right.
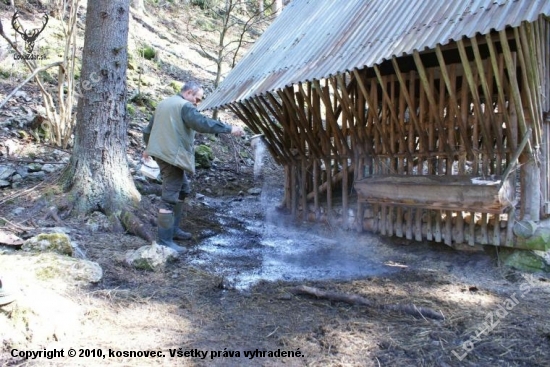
[[231, 125, 245, 137]]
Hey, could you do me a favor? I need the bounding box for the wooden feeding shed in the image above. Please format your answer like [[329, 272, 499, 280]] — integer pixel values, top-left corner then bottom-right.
[[200, 0, 550, 250]]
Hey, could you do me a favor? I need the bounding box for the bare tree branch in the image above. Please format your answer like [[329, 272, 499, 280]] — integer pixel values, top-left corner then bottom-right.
[[0, 61, 63, 110]]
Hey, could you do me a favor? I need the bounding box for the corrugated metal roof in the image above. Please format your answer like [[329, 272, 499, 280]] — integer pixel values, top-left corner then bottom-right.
[[200, 0, 550, 111]]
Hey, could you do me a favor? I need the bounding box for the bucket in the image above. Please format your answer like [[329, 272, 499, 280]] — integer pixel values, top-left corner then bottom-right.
[[250, 134, 265, 150]]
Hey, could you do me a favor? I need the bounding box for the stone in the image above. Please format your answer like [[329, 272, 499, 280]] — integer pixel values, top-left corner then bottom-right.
[[0, 180, 9, 188], [195, 144, 214, 168], [501, 249, 550, 273], [85, 212, 111, 233], [27, 163, 42, 172], [125, 242, 178, 271], [15, 166, 28, 178], [11, 174, 22, 182], [247, 187, 262, 195], [0, 166, 16, 180], [515, 227, 550, 251], [70, 259, 103, 283], [22, 233, 73, 256], [41, 164, 57, 173], [29, 171, 46, 179]]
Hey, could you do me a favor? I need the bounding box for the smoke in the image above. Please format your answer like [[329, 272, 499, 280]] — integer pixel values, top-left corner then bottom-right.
[[251, 135, 266, 179]]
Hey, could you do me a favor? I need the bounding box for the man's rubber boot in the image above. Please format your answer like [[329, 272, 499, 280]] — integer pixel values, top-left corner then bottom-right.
[[173, 200, 192, 241], [157, 212, 187, 253], [0, 279, 15, 307]]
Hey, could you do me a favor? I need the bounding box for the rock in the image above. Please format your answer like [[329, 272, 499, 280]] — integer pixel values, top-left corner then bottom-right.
[[501, 249, 550, 273], [0, 166, 16, 180], [85, 212, 111, 233], [515, 226, 550, 251], [11, 207, 25, 215], [0, 180, 9, 188], [29, 171, 46, 179], [125, 242, 178, 271], [22, 233, 73, 256], [41, 164, 57, 173], [195, 144, 213, 168], [70, 259, 103, 283], [11, 174, 22, 182], [0, 287, 81, 348], [247, 187, 262, 195], [27, 163, 42, 172], [15, 166, 28, 178]]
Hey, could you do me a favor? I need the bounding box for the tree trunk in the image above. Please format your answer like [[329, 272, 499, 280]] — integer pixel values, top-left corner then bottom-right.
[[62, 0, 140, 215], [272, 0, 282, 16], [258, 0, 264, 14]]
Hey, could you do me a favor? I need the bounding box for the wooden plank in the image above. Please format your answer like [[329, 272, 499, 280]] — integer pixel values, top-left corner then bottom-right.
[[380, 205, 387, 236], [426, 209, 433, 241], [433, 51, 472, 161], [413, 50, 471, 160], [291, 164, 297, 217], [325, 157, 333, 219], [277, 90, 307, 158], [455, 211, 464, 245], [310, 83, 336, 157], [481, 213, 489, 244], [446, 65, 455, 175], [391, 59, 429, 157], [505, 207, 516, 247], [434, 210, 442, 243], [248, 97, 286, 143], [499, 30, 532, 154], [238, 100, 288, 162], [342, 158, 349, 229], [518, 25, 543, 145], [457, 40, 494, 157], [405, 207, 412, 240], [288, 87, 324, 159], [485, 34, 516, 150], [263, 93, 305, 158], [427, 69, 436, 174], [301, 158, 307, 220], [355, 175, 512, 214], [415, 208, 423, 241], [470, 37, 504, 155], [445, 210, 452, 246], [313, 80, 349, 157], [439, 69, 447, 174], [493, 214, 501, 247], [468, 212, 475, 246], [407, 72, 415, 174], [313, 161, 319, 218]]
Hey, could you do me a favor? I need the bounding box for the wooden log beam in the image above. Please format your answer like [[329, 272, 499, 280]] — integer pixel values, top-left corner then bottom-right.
[[290, 285, 444, 320], [499, 29, 532, 155], [457, 39, 494, 157], [352, 68, 393, 155]]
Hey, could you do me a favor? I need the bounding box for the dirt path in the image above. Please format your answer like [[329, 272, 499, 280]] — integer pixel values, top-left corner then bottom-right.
[[1, 171, 550, 366]]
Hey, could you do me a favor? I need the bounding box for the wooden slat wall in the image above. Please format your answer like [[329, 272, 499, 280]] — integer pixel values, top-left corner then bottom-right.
[[229, 18, 549, 247]]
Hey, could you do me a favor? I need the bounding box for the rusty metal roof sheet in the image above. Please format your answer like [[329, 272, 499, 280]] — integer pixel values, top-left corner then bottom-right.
[[200, 0, 550, 111]]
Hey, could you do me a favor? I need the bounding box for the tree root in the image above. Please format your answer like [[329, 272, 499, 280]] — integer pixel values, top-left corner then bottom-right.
[[119, 208, 154, 243], [289, 285, 444, 321], [43, 206, 63, 223]]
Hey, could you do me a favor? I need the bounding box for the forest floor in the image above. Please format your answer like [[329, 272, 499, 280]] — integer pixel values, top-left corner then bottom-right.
[[1, 2, 550, 367]]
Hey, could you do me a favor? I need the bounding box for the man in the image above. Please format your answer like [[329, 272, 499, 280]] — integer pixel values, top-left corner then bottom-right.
[[145, 80, 244, 252]]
